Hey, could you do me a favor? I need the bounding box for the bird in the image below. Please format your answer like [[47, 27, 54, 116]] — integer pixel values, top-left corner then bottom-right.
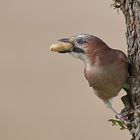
[[52, 34, 128, 117]]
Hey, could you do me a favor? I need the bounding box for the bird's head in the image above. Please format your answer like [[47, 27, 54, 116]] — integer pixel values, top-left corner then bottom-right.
[[58, 34, 109, 64]]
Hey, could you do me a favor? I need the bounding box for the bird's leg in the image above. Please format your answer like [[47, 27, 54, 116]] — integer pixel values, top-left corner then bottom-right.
[[105, 100, 119, 115], [104, 100, 130, 124]]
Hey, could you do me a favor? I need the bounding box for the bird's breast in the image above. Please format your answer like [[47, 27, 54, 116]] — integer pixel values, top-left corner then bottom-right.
[[84, 64, 127, 100], [85, 65, 107, 88]]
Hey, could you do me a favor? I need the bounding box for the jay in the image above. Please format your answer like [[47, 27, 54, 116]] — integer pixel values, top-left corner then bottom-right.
[[51, 34, 128, 116]]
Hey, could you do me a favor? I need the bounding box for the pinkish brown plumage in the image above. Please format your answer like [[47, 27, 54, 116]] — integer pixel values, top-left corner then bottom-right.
[[57, 34, 128, 115]]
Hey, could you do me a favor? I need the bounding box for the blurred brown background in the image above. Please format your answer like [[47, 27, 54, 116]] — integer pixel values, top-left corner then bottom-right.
[[0, 0, 130, 139]]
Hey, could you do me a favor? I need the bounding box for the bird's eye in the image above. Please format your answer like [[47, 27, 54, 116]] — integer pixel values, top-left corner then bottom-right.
[[77, 38, 87, 44]]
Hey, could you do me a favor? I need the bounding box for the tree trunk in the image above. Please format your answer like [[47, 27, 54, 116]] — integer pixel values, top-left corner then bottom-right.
[[114, 0, 140, 140]]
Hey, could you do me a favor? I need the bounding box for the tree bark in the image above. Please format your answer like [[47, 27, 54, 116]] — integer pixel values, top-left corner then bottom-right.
[[114, 0, 140, 140]]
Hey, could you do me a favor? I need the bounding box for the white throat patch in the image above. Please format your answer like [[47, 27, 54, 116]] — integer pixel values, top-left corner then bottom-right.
[[70, 51, 90, 65]]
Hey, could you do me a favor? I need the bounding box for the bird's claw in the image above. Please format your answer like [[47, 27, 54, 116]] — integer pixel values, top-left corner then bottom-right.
[[115, 113, 131, 125]]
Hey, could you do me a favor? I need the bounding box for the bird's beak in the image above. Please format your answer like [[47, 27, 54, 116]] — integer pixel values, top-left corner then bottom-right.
[[58, 36, 74, 44], [58, 37, 71, 43], [50, 37, 74, 53], [58, 37, 85, 54], [57, 37, 74, 53]]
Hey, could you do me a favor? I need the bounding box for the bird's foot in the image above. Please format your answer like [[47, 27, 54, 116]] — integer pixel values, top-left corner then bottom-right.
[[115, 112, 131, 125]]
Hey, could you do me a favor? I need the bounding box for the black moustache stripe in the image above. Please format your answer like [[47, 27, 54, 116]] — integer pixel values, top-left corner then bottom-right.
[[72, 47, 85, 53]]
